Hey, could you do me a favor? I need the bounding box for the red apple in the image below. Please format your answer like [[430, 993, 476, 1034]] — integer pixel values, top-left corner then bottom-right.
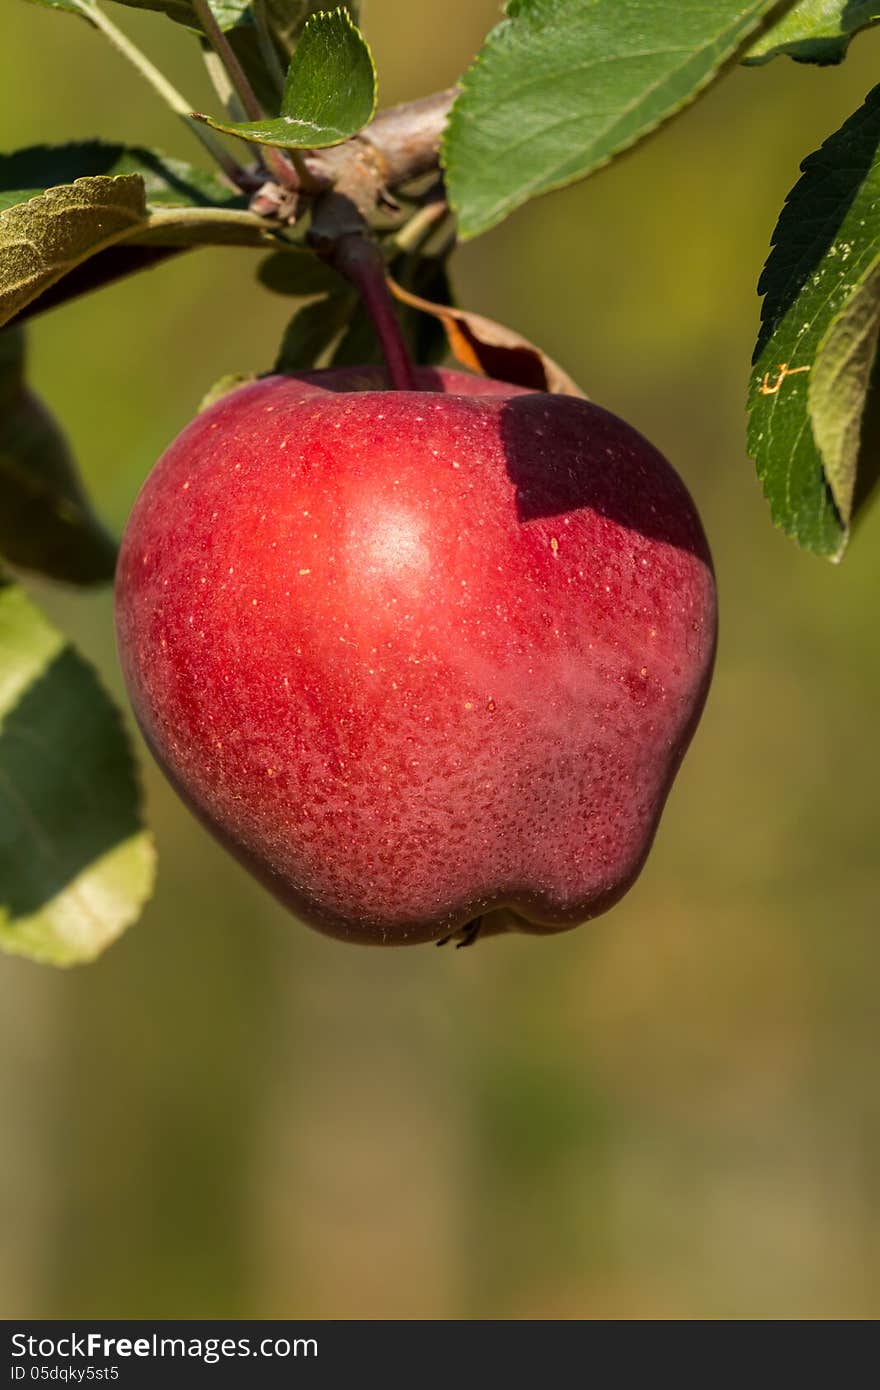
[[115, 366, 716, 945]]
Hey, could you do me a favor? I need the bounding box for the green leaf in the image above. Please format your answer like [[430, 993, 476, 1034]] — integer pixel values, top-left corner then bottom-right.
[[199, 7, 377, 149], [443, 0, 780, 239], [747, 85, 880, 559], [221, 2, 362, 113], [743, 0, 880, 64], [273, 290, 357, 370], [0, 575, 155, 966], [0, 142, 242, 213], [279, 4, 374, 142], [205, 0, 251, 23], [0, 175, 147, 328], [0, 328, 117, 584], [808, 267, 880, 522]]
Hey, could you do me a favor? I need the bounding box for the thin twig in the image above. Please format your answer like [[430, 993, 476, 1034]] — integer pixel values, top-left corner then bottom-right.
[[305, 89, 457, 218]]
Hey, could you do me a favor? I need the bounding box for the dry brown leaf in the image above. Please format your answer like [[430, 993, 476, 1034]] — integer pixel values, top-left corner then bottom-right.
[[387, 277, 587, 398]]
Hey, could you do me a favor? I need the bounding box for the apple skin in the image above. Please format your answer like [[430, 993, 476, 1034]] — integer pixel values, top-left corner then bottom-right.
[[115, 366, 716, 945]]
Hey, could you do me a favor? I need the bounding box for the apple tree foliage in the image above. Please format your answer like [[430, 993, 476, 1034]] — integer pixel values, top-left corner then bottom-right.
[[1, 0, 879, 964]]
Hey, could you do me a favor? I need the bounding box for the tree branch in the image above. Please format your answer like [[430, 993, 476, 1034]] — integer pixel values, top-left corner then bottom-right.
[[300, 88, 456, 217], [364, 89, 457, 185]]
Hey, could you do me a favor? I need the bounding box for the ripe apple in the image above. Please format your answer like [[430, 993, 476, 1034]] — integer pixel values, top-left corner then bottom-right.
[[115, 366, 716, 945]]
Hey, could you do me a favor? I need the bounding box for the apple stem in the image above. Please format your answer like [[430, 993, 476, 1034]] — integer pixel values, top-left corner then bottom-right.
[[317, 221, 418, 391]]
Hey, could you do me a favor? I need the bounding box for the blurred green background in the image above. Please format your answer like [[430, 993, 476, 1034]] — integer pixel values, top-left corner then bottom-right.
[[2, 0, 880, 1321]]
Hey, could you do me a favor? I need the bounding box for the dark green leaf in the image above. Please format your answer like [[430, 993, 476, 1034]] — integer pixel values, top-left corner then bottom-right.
[[258, 245, 344, 296], [199, 7, 377, 149], [328, 298, 381, 367], [0, 328, 117, 584], [0, 142, 242, 213], [744, 0, 880, 64], [0, 575, 155, 965], [279, 3, 375, 141], [274, 291, 356, 370], [444, 0, 780, 239], [747, 85, 880, 558]]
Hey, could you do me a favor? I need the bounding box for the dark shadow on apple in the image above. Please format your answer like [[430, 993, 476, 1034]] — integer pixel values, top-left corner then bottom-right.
[[499, 392, 711, 560], [0, 642, 143, 921]]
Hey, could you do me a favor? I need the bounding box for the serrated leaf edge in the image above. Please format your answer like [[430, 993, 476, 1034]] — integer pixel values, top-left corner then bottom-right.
[[443, 0, 779, 239]]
